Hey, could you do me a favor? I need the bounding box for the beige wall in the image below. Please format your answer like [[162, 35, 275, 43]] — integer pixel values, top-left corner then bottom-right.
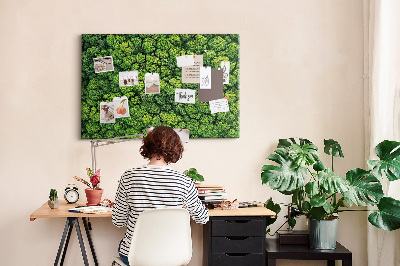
[[0, 0, 366, 265]]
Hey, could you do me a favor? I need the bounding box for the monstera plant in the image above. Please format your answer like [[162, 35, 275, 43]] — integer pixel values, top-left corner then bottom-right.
[[261, 138, 400, 232]]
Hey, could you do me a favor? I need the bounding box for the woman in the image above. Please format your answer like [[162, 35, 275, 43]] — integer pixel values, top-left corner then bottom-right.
[[112, 125, 209, 265]]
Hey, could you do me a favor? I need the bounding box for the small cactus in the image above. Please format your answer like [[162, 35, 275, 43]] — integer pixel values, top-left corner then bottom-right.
[[49, 189, 58, 201]]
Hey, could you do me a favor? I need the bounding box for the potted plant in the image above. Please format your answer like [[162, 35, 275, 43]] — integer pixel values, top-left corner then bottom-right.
[[184, 168, 204, 183], [74, 168, 103, 206], [261, 138, 400, 249], [48, 189, 60, 209]]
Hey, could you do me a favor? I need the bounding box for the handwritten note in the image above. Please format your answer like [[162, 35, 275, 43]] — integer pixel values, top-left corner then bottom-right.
[[182, 55, 203, 83], [209, 98, 229, 114], [221, 61, 230, 85], [175, 89, 195, 104], [176, 55, 195, 67], [200, 67, 212, 89]]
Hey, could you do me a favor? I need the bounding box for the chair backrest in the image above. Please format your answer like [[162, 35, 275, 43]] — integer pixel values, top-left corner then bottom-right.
[[128, 208, 192, 266]]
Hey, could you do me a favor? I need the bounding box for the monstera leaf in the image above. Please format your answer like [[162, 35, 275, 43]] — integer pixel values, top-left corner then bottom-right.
[[288, 142, 319, 168], [264, 198, 281, 227], [324, 139, 344, 157], [318, 169, 349, 195], [367, 140, 400, 181], [261, 148, 307, 192], [343, 168, 383, 206], [368, 197, 400, 231]]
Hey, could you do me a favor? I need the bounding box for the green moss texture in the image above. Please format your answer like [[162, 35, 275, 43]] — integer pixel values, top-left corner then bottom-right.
[[81, 34, 240, 139]]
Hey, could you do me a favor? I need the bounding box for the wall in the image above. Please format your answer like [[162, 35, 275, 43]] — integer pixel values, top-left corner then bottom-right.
[[0, 0, 366, 265]]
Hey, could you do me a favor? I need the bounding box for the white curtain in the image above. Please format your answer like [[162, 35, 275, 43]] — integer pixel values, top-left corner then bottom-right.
[[366, 0, 400, 265]]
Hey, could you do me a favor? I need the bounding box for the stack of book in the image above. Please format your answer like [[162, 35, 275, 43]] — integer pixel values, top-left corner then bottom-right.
[[195, 184, 227, 205]]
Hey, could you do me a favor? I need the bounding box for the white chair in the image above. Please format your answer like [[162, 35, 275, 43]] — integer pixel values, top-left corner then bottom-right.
[[112, 208, 192, 266]]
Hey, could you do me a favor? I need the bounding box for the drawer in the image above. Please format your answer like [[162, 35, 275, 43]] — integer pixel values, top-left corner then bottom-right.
[[211, 253, 264, 266], [212, 217, 265, 236], [212, 236, 264, 253]]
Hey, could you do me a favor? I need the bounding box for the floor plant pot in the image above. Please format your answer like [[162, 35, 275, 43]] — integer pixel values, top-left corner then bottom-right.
[[85, 188, 103, 206], [48, 199, 60, 209], [309, 218, 338, 249]]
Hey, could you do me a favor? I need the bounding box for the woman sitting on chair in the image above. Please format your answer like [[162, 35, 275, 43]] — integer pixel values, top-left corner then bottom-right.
[[112, 125, 209, 265]]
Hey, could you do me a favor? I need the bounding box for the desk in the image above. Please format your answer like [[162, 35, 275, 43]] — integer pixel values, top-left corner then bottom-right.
[[31, 203, 275, 266], [265, 238, 352, 266], [30, 201, 109, 266], [204, 207, 275, 266]]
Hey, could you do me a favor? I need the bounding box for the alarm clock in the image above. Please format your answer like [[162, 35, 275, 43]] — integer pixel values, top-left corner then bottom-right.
[[64, 184, 79, 204]]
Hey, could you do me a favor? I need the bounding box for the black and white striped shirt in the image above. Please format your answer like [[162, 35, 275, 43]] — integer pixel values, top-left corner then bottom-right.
[[112, 165, 209, 257]]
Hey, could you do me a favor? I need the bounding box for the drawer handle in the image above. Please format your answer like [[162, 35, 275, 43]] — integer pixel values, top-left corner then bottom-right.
[[225, 236, 249, 241], [224, 220, 250, 224], [225, 253, 250, 257]]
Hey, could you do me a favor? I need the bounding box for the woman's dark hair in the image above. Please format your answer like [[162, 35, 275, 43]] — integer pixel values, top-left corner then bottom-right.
[[140, 125, 184, 163]]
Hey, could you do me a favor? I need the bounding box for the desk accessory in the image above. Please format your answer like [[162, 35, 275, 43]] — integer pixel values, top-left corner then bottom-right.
[[64, 184, 79, 204], [48, 189, 60, 209]]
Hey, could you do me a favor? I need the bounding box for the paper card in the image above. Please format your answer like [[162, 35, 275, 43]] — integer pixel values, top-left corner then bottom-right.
[[100, 102, 115, 123], [175, 89, 196, 104], [119, 71, 139, 87], [221, 61, 230, 85], [174, 128, 190, 143], [182, 55, 203, 84], [145, 73, 160, 94], [176, 55, 195, 67], [209, 98, 229, 114], [113, 96, 130, 118], [198, 68, 224, 102], [200, 67, 212, 89], [93, 56, 114, 73]]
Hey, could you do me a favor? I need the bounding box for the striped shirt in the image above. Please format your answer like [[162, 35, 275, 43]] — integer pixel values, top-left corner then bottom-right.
[[112, 165, 209, 257]]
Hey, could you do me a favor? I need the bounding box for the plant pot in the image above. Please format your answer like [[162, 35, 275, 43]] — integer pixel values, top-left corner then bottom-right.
[[308, 218, 338, 249], [48, 199, 60, 209], [85, 188, 103, 206]]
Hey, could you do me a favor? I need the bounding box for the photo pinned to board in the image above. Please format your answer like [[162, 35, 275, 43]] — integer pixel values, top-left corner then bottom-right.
[[209, 98, 230, 114], [174, 128, 190, 143], [221, 61, 230, 85], [114, 96, 130, 118], [145, 73, 160, 94], [119, 70, 139, 87], [100, 102, 115, 123], [175, 89, 196, 104], [200, 67, 212, 89], [176, 55, 195, 67], [93, 56, 114, 73]]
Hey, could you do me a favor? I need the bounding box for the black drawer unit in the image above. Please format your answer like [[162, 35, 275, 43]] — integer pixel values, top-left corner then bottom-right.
[[204, 216, 267, 266]]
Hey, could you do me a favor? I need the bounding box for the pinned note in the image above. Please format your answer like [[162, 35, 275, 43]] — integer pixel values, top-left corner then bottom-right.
[[200, 67, 212, 89], [93, 56, 114, 73], [175, 89, 196, 104], [198, 68, 224, 102], [182, 55, 203, 83], [209, 98, 229, 114], [119, 70, 139, 87], [176, 55, 195, 67], [174, 128, 190, 143], [221, 61, 230, 85]]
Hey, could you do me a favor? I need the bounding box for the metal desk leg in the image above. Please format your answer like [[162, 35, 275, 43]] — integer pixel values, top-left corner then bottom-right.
[[83, 217, 99, 266], [55, 218, 72, 266], [71, 218, 89, 266], [267, 259, 276, 266], [327, 260, 335, 266], [60, 219, 73, 265]]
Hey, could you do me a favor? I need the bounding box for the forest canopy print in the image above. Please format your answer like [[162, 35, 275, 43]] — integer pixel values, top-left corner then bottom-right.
[[81, 34, 239, 139]]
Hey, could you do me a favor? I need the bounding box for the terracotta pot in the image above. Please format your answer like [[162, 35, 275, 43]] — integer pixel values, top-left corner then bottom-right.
[[85, 188, 103, 206]]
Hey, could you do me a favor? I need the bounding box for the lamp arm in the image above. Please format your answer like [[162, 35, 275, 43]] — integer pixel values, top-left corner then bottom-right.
[[90, 134, 143, 171]]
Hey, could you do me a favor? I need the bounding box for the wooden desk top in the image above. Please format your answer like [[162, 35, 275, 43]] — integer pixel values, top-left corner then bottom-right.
[[208, 206, 275, 217], [30, 202, 275, 221], [30, 201, 111, 221]]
